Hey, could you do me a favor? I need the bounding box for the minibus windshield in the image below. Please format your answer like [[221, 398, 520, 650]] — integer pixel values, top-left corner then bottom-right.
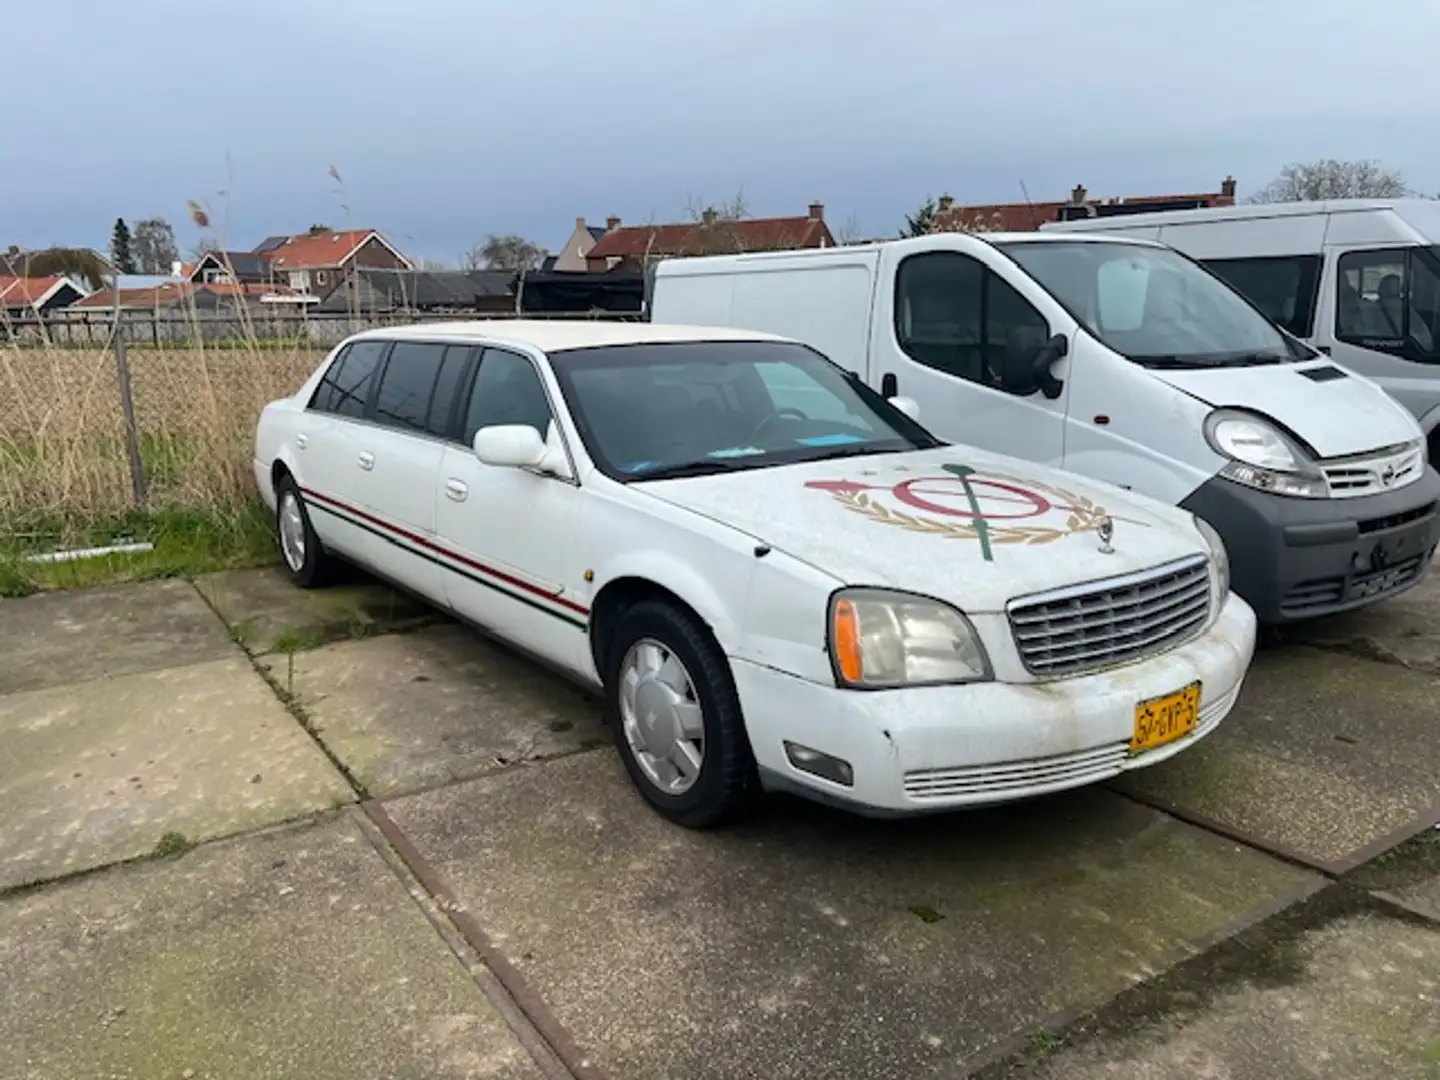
[[995, 240, 1310, 369]]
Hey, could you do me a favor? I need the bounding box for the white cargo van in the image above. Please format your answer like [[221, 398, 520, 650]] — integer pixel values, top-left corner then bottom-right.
[[1041, 199, 1440, 458], [649, 233, 1440, 624]]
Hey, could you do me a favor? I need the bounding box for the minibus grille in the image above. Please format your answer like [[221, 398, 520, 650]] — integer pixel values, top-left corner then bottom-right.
[[1321, 443, 1425, 498], [1007, 556, 1211, 678]]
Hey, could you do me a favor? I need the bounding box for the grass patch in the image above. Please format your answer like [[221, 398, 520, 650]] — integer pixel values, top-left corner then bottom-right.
[[153, 830, 194, 859], [0, 501, 277, 595]]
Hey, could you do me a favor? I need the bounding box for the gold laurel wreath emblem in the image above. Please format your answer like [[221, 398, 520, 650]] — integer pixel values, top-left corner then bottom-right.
[[828, 473, 1116, 546]]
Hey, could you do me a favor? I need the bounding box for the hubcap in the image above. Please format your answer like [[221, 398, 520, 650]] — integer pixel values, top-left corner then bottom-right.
[[618, 638, 705, 795], [278, 492, 307, 572]]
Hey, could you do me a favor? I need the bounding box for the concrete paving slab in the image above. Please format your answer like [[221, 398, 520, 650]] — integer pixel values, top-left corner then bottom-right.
[[0, 814, 544, 1080], [194, 567, 437, 656], [1279, 552, 1440, 676], [1350, 830, 1440, 923], [0, 579, 236, 696], [0, 657, 353, 890], [1115, 646, 1440, 869], [973, 887, 1440, 1080], [260, 624, 605, 798], [382, 751, 1316, 1080]]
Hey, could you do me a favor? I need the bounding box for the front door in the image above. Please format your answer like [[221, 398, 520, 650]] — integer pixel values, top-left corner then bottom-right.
[[869, 242, 1071, 465], [435, 346, 590, 674]]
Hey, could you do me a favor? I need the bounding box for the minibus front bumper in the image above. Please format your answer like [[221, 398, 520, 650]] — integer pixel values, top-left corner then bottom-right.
[[1181, 466, 1440, 623]]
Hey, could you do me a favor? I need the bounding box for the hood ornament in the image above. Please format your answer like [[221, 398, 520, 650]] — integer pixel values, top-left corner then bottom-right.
[[1097, 515, 1115, 554]]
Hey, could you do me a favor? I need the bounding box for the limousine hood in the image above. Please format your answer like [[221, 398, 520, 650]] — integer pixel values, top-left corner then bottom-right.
[[1146, 360, 1422, 458], [641, 446, 1212, 613]]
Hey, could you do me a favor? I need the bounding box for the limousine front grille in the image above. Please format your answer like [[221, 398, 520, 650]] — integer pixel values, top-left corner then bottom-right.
[[1321, 443, 1425, 498], [1008, 556, 1212, 678]]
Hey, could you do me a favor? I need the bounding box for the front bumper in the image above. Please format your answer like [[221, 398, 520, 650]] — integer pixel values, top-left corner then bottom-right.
[[1180, 467, 1440, 624], [732, 593, 1256, 816]]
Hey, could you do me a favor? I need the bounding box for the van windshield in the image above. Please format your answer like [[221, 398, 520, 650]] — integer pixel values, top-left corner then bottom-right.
[[995, 240, 1310, 368]]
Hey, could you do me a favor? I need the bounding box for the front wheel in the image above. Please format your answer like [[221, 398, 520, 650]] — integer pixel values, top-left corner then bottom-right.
[[605, 600, 756, 828], [274, 475, 337, 589]]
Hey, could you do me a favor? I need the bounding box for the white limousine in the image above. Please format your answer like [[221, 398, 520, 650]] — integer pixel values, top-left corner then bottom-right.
[[253, 321, 1256, 827]]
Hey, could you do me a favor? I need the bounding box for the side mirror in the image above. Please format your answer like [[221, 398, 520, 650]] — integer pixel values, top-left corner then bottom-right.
[[1001, 331, 1068, 400], [474, 424, 548, 468], [889, 395, 920, 421]]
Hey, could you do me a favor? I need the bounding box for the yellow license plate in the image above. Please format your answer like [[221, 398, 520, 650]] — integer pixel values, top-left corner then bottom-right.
[[1131, 681, 1201, 754]]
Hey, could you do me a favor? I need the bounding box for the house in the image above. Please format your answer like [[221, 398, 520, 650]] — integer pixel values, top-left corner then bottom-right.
[[551, 216, 615, 272], [175, 250, 272, 285], [314, 268, 516, 315], [582, 203, 835, 272], [0, 275, 87, 317], [1, 246, 116, 290], [931, 177, 1238, 233], [257, 228, 414, 297]]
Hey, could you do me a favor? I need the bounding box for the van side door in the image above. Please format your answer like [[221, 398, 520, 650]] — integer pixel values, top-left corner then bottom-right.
[[869, 239, 1075, 465]]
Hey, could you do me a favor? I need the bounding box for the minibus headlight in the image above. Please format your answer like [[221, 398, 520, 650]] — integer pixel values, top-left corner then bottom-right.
[[1204, 409, 1329, 498], [1192, 515, 1230, 607], [828, 588, 991, 688]]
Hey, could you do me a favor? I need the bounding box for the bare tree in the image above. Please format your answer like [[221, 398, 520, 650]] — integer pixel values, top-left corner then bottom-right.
[[1249, 159, 1410, 203], [131, 217, 180, 274], [418, 257, 456, 271], [477, 234, 547, 271], [684, 186, 750, 223], [834, 211, 865, 245]]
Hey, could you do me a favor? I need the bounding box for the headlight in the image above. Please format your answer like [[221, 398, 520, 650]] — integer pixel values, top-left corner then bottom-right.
[[1192, 514, 1230, 604], [827, 588, 991, 688], [1203, 409, 1328, 498]]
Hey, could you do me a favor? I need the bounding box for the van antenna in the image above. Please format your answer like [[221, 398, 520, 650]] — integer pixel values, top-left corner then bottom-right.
[[1019, 180, 1034, 207]]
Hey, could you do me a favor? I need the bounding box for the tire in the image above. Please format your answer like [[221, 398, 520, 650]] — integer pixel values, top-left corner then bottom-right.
[[604, 599, 756, 828], [274, 474, 337, 589]]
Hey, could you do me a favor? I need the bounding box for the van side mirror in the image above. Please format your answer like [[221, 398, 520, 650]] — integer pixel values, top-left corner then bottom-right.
[[1001, 331, 1067, 400]]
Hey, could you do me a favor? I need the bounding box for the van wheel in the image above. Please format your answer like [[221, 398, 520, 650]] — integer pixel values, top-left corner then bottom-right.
[[605, 600, 755, 828], [275, 475, 337, 589]]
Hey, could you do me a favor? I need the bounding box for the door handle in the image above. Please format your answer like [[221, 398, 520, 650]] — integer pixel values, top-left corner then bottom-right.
[[357, 451, 375, 471], [445, 479, 468, 502], [296, 433, 308, 450]]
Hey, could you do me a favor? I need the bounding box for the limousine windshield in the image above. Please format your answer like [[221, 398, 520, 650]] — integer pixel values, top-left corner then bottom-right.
[[996, 239, 1311, 370], [549, 340, 942, 481]]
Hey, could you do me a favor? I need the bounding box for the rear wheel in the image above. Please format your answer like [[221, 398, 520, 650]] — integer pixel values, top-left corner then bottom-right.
[[275, 474, 337, 589], [605, 600, 755, 828]]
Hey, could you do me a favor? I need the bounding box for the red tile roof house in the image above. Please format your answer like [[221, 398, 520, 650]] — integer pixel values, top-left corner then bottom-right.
[[0, 275, 87, 318], [932, 177, 1238, 233], [583, 202, 836, 272], [257, 228, 414, 299]]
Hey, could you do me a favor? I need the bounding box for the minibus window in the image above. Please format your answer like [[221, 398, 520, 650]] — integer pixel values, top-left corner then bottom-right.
[[996, 240, 1307, 369], [1336, 247, 1440, 362]]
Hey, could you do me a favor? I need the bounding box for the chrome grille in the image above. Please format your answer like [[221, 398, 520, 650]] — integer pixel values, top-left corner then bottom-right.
[[1008, 556, 1212, 677], [1321, 442, 1424, 498]]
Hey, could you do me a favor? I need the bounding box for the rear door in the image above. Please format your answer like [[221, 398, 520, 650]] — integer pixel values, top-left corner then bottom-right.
[[298, 339, 388, 561], [360, 341, 476, 604]]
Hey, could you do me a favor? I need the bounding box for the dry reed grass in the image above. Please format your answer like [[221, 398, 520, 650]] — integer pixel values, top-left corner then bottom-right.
[[0, 341, 323, 530]]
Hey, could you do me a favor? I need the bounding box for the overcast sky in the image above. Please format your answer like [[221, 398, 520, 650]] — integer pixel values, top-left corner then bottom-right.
[[8, 0, 1438, 261]]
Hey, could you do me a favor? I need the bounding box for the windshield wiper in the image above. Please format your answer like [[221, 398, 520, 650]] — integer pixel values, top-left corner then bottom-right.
[[1133, 351, 1289, 370], [793, 442, 900, 463], [628, 458, 766, 481]]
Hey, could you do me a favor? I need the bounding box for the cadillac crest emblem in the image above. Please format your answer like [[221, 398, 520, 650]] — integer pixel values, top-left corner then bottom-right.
[[1097, 515, 1115, 554]]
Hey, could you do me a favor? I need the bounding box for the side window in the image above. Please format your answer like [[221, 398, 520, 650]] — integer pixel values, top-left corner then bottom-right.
[[1203, 255, 1321, 337], [309, 340, 386, 418], [372, 342, 448, 432], [426, 346, 474, 437], [1336, 249, 1409, 344], [894, 252, 1048, 388], [462, 348, 554, 445]]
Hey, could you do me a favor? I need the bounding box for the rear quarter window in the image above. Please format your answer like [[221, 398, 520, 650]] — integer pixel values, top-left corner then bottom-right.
[[309, 340, 388, 418]]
